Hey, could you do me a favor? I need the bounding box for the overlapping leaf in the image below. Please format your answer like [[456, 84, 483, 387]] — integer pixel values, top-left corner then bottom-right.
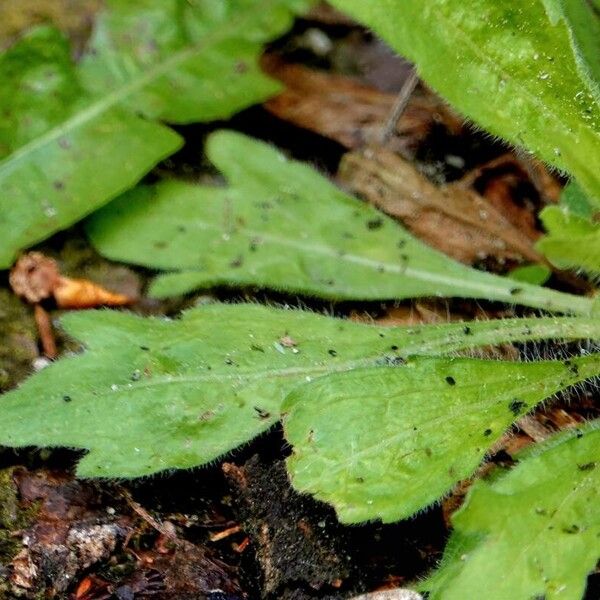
[[330, 0, 600, 204], [0, 0, 310, 268], [537, 182, 600, 275], [424, 424, 600, 600], [1, 304, 599, 478], [87, 131, 594, 315], [283, 353, 600, 523]]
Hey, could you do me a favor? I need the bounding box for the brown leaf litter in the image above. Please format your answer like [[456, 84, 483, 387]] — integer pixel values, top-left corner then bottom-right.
[[263, 57, 463, 153]]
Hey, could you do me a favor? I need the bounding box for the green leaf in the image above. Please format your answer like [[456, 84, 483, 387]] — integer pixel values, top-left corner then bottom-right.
[[283, 353, 600, 523], [424, 423, 600, 600], [1, 304, 599, 478], [329, 0, 600, 205], [0, 0, 309, 269], [508, 264, 551, 286], [87, 131, 594, 315], [541, 0, 600, 103], [537, 182, 600, 275], [559, 180, 597, 219]]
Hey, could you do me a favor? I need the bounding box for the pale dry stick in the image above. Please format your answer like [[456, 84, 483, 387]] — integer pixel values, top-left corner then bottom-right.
[[209, 525, 242, 542], [121, 488, 179, 542], [379, 67, 419, 146]]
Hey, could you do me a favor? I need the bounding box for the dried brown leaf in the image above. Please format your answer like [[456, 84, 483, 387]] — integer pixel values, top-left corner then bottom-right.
[[263, 57, 462, 151], [339, 148, 545, 265]]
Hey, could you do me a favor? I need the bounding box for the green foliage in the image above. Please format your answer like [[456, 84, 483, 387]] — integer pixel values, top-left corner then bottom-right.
[[508, 264, 551, 286], [329, 0, 600, 205], [424, 423, 600, 600], [541, 0, 600, 102], [1, 305, 599, 478], [537, 182, 600, 275], [0, 0, 309, 268], [87, 131, 593, 314], [283, 354, 600, 523]]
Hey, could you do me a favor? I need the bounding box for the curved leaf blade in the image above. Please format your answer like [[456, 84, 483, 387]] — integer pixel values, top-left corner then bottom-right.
[[1, 304, 599, 478], [87, 131, 594, 315], [330, 0, 600, 204], [283, 354, 600, 523], [424, 423, 600, 600]]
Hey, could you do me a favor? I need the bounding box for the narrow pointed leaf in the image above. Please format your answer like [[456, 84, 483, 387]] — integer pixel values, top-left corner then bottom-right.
[[87, 131, 593, 315], [283, 354, 600, 523], [330, 0, 600, 204], [0, 0, 309, 268], [1, 304, 599, 478], [424, 423, 600, 600]]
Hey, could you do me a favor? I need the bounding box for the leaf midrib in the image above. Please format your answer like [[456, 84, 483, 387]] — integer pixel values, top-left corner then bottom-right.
[[0, 0, 283, 175], [152, 210, 591, 312], [100, 354, 383, 394]]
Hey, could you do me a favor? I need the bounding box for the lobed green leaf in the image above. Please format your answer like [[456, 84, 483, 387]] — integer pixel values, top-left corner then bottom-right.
[[87, 131, 594, 315], [283, 353, 600, 523], [537, 182, 600, 275], [424, 423, 600, 600], [1, 304, 599, 478]]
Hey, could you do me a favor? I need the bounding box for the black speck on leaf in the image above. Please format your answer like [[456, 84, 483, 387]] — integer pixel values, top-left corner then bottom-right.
[[254, 407, 270, 420], [366, 218, 383, 230], [508, 399, 527, 415], [63, 395, 72, 403], [445, 376, 456, 385], [577, 462, 596, 471], [230, 256, 244, 268]]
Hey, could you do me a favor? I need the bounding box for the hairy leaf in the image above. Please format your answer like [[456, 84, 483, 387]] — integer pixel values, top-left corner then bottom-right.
[[541, 0, 600, 102], [283, 353, 600, 523], [424, 423, 600, 600], [537, 182, 600, 275], [330, 0, 600, 204], [0, 0, 309, 268], [1, 304, 599, 478], [87, 131, 593, 315]]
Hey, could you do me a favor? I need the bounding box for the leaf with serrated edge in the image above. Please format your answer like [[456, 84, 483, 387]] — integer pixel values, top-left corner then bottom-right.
[[87, 131, 593, 315], [424, 423, 600, 600], [0, 0, 310, 268], [329, 0, 600, 204], [1, 304, 600, 478], [283, 353, 600, 523]]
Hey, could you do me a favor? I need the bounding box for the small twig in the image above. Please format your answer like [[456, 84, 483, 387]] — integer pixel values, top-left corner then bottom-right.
[[34, 304, 57, 359], [380, 67, 419, 145], [233, 536, 250, 553], [209, 524, 242, 542], [121, 488, 178, 541]]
